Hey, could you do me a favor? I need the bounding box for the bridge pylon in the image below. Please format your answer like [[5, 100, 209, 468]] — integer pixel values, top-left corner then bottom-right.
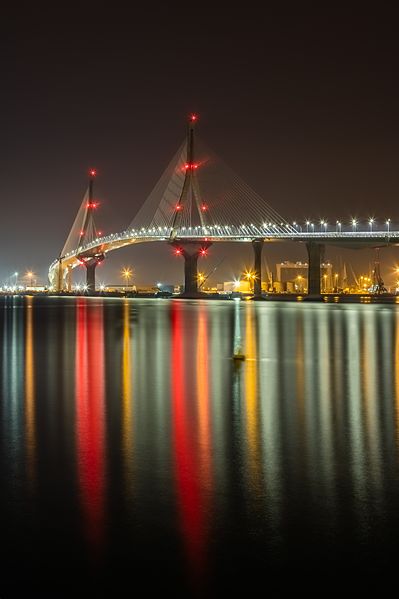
[[76, 169, 105, 292]]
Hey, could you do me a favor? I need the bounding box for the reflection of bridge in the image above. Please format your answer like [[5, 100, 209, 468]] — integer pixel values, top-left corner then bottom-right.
[[49, 116, 399, 296]]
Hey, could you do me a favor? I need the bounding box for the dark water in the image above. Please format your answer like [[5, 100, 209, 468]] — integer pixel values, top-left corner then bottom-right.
[[1, 296, 399, 596]]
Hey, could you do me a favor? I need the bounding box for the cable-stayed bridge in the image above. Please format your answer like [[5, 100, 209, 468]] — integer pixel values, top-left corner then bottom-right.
[[49, 116, 399, 296]]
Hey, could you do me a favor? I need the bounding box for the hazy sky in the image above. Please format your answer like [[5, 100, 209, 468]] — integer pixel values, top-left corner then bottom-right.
[[2, 5, 399, 286]]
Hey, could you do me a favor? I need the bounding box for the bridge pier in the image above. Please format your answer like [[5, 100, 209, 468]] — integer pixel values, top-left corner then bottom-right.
[[82, 254, 105, 293], [66, 269, 72, 292], [306, 242, 325, 296], [252, 240, 264, 298], [173, 242, 211, 297]]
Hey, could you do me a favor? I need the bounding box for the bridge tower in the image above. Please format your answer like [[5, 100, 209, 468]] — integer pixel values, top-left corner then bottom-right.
[[171, 114, 211, 297], [77, 169, 105, 292]]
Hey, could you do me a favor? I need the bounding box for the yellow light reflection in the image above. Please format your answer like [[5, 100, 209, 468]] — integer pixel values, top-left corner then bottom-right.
[[244, 304, 261, 491], [122, 300, 134, 490], [25, 295, 36, 484], [395, 310, 399, 435]]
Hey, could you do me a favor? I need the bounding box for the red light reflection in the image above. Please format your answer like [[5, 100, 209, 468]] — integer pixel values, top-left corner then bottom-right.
[[171, 302, 206, 585], [75, 299, 105, 553]]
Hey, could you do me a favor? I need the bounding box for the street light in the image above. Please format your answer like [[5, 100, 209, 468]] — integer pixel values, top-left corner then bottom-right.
[[244, 270, 256, 292], [336, 220, 342, 233], [386, 219, 391, 234], [352, 219, 357, 232], [121, 267, 133, 289], [306, 220, 310, 233], [369, 218, 374, 232], [26, 270, 34, 288]]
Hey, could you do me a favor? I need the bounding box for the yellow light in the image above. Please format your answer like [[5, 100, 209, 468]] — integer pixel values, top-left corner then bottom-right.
[[121, 267, 133, 288]]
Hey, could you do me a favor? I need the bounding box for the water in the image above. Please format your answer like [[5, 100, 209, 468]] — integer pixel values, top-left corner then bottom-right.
[[1, 296, 399, 596]]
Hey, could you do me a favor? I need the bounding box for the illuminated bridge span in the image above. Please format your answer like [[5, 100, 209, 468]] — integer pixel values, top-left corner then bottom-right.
[[49, 116, 399, 296]]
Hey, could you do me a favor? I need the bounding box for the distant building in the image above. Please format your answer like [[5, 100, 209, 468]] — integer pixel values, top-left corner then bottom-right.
[[221, 281, 251, 293], [275, 261, 333, 292]]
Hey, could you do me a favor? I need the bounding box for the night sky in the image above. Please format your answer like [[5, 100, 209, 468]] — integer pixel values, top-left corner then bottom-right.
[[2, 5, 399, 286]]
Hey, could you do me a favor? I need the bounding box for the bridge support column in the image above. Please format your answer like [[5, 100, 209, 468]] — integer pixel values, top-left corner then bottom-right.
[[184, 252, 199, 295], [306, 242, 325, 296], [56, 259, 64, 292], [252, 239, 264, 298], [85, 262, 97, 292], [82, 254, 105, 294], [172, 242, 212, 297], [66, 269, 72, 292]]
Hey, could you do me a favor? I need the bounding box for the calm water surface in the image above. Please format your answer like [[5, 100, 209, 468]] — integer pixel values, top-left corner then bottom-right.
[[1, 296, 399, 596]]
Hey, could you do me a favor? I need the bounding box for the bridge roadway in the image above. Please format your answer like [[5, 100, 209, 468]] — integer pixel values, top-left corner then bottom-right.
[[48, 227, 399, 297]]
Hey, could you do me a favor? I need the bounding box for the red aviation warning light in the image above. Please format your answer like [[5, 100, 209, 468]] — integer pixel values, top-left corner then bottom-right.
[[174, 248, 182, 256], [80, 230, 85, 236], [201, 204, 208, 211], [175, 204, 183, 211], [89, 168, 97, 177], [200, 248, 207, 256]]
